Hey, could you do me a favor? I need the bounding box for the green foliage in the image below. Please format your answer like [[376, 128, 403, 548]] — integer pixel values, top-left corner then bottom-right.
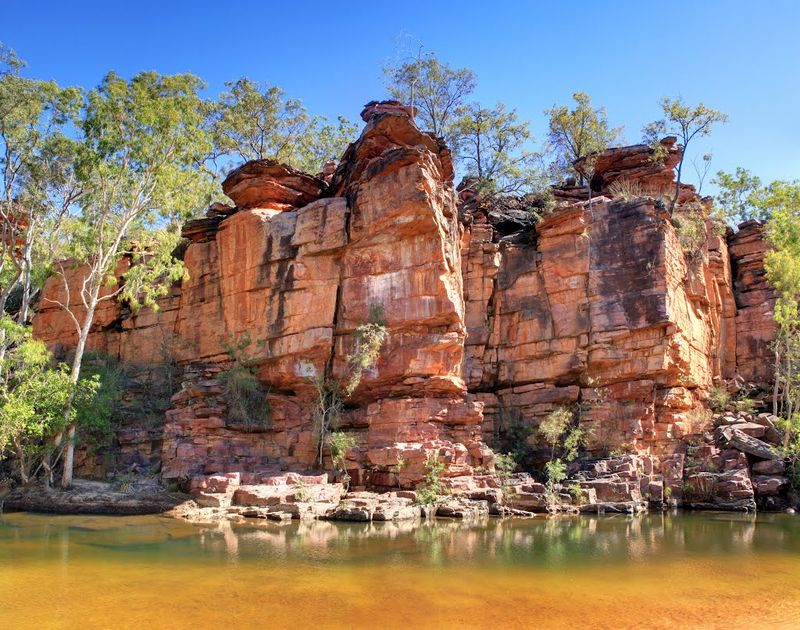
[[219, 333, 269, 430], [344, 304, 388, 396], [74, 354, 122, 443], [713, 167, 765, 225], [313, 304, 387, 466], [0, 43, 83, 319], [493, 451, 518, 504], [708, 387, 731, 411], [762, 181, 800, 423], [384, 50, 476, 148], [329, 431, 356, 487], [209, 78, 357, 174], [495, 408, 536, 471], [453, 102, 546, 198], [539, 407, 574, 450], [395, 455, 407, 489], [734, 398, 756, 414], [672, 200, 710, 260], [568, 483, 585, 504], [293, 478, 311, 502], [416, 453, 449, 506], [311, 374, 344, 467], [0, 319, 102, 483], [538, 407, 585, 506], [545, 92, 623, 185], [643, 97, 727, 211], [544, 458, 567, 501]]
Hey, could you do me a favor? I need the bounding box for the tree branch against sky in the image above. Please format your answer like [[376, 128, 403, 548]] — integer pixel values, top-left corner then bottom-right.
[[643, 97, 727, 212], [545, 92, 623, 186], [208, 78, 358, 176], [383, 50, 476, 149]]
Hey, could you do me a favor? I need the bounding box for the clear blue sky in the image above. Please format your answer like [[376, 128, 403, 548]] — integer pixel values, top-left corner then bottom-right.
[[3, 0, 799, 191]]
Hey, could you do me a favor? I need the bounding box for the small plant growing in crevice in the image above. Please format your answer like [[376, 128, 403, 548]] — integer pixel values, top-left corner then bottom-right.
[[539, 406, 584, 509], [569, 482, 585, 505], [672, 201, 708, 261], [343, 304, 389, 396], [116, 472, 133, 494], [708, 387, 731, 411], [312, 303, 388, 466], [416, 453, 449, 507], [608, 177, 650, 201], [395, 455, 407, 490], [734, 397, 756, 414], [493, 451, 518, 505], [294, 478, 311, 502], [329, 431, 356, 491], [686, 408, 713, 436], [219, 332, 270, 431]]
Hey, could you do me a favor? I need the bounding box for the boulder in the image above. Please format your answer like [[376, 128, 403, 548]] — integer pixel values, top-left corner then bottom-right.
[[221, 160, 325, 210], [719, 426, 780, 460]]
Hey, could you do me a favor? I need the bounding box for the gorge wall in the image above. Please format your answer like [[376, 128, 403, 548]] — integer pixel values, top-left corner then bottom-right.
[[31, 101, 777, 489]]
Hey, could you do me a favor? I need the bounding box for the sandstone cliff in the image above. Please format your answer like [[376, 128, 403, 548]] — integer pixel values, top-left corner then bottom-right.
[[31, 101, 778, 495]]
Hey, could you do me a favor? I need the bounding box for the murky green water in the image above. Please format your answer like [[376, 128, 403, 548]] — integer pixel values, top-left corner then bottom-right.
[[1, 511, 799, 628]]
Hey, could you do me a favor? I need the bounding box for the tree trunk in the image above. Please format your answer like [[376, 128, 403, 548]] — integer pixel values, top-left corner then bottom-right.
[[16, 221, 36, 325], [13, 437, 29, 485], [671, 153, 685, 213], [60, 424, 76, 489], [42, 430, 63, 487], [773, 346, 781, 417], [60, 307, 93, 489]]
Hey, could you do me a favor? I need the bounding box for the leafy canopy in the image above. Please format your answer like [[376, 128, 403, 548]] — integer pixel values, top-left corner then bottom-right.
[[643, 97, 727, 211], [209, 78, 357, 175], [545, 92, 623, 184], [713, 167, 766, 225], [0, 318, 103, 480], [454, 102, 545, 197], [384, 52, 476, 147]]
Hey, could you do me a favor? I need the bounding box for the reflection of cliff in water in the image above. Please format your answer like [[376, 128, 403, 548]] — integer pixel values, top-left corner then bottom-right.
[[193, 512, 800, 568], [4, 512, 799, 572]]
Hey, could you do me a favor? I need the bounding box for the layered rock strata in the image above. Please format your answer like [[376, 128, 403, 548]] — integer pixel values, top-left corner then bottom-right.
[[31, 102, 779, 504]]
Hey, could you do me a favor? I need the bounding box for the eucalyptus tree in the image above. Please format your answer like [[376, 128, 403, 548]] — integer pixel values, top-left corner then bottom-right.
[[453, 101, 546, 198], [208, 78, 357, 175], [384, 51, 476, 148], [643, 97, 727, 212], [761, 181, 800, 423], [47, 70, 213, 487], [0, 43, 82, 325], [545, 92, 622, 186], [713, 167, 766, 225]]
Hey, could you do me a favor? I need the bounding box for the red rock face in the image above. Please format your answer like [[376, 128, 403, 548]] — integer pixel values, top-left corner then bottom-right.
[[463, 186, 756, 458], [33, 101, 481, 483], [31, 103, 778, 484], [728, 221, 777, 385]]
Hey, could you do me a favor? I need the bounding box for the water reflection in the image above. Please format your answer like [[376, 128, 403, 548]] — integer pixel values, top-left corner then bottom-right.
[[3, 511, 795, 571]]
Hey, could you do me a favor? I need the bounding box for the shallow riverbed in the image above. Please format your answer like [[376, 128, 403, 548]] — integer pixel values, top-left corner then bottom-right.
[[1, 511, 799, 628]]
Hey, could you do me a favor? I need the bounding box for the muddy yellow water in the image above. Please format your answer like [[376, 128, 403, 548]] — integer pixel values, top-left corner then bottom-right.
[[2, 512, 800, 629]]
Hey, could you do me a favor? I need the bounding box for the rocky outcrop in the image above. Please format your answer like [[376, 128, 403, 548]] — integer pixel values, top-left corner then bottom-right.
[[462, 191, 738, 456], [3, 479, 184, 515], [30, 100, 782, 512], [729, 220, 777, 385], [33, 101, 488, 488]]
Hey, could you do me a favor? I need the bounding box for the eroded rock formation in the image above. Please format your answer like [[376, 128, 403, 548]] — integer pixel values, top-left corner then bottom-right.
[[32, 101, 779, 505]]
